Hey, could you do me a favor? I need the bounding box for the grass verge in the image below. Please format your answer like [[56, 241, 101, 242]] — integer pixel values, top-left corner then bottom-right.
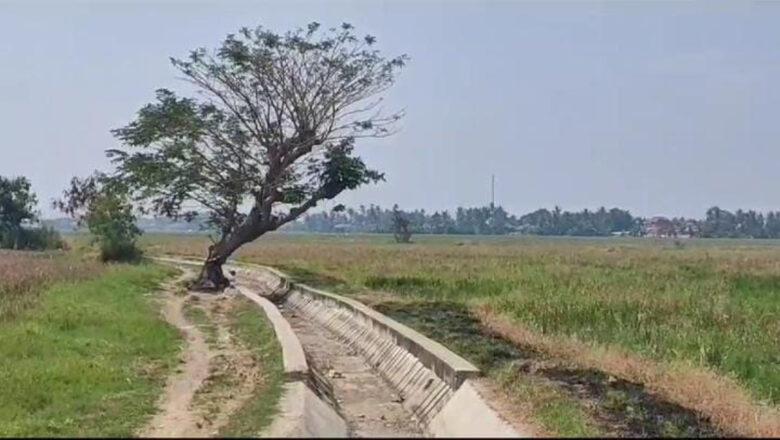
[[218, 296, 284, 436], [0, 263, 180, 437], [492, 365, 599, 437]]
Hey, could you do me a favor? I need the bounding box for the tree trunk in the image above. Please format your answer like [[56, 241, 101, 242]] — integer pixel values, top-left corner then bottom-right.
[[191, 220, 264, 292], [194, 252, 230, 291], [191, 238, 239, 292]]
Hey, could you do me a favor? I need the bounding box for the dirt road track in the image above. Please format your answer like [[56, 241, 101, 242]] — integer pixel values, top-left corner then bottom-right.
[[138, 267, 258, 438]]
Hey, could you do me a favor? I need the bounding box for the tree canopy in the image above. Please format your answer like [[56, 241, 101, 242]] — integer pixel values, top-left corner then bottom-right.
[[106, 22, 407, 288], [55, 173, 142, 261], [290, 204, 640, 236], [0, 176, 37, 230], [0, 176, 38, 249], [0, 176, 66, 250]]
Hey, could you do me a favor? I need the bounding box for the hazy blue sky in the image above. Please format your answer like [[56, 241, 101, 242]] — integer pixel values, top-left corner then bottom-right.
[[1, 0, 779, 218]]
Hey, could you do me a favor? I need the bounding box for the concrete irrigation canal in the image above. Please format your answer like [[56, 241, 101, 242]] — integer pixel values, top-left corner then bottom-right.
[[156, 257, 528, 437]]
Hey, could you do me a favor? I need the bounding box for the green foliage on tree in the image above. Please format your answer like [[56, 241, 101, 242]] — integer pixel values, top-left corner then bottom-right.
[[105, 22, 407, 289], [518, 206, 638, 236], [0, 176, 38, 249], [0, 176, 65, 250], [391, 204, 412, 243], [55, 173, 142, 262]]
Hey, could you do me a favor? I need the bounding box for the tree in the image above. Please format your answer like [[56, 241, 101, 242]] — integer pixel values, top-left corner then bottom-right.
[[106, 23, 407, 289], [55, 173, 142, 262], [0, 176, 38, 249], [701, 206, 737, 238], [767, 212, 780, 238], [392, 204, 412, 243]]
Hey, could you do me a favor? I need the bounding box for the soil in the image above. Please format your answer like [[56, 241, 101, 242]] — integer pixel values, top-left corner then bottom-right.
[[137, 267, 259, 438]]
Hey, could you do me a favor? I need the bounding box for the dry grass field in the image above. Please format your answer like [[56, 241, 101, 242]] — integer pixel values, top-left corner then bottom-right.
[[0, 250, 102, 320], [145, 232, 780, 436]]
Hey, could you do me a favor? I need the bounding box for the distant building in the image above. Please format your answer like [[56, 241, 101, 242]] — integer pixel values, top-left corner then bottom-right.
[[644, 216, 677, 238], [679, 220, 700, 238], [333, 223, 351, 234]]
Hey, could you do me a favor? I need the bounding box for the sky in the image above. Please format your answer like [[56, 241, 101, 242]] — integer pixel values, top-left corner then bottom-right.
[[1, 0, 780, 219]]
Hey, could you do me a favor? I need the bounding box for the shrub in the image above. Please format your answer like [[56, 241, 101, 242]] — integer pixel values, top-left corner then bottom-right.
[[0, 226, 66, 251], [56, 173, 142, 262], [99, 238, 142, 262], [22, 226, 67, 250], [88, 192, 142, 262]]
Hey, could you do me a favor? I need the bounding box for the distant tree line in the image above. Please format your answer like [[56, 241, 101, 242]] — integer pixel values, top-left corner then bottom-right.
[[286, 204, 780, 238], [288, 204, 519, 235], [691, 207, 780, 238], [515, 207, 639, 236]]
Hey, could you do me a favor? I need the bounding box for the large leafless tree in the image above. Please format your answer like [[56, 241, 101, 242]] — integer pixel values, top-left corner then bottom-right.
[[108, 22, 407, 289]]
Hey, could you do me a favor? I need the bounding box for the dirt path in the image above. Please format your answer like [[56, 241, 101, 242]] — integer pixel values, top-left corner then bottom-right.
[[187, 292, 260, 433], [280, 306, 423, 438], [138, 267, 259, 438]]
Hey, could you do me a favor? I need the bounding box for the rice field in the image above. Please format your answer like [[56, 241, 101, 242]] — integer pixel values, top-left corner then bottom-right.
[[145, 232, 780, 435]]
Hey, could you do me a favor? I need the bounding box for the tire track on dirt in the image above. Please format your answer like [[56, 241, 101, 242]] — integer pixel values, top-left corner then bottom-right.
[[138, 266, 259, 438], [139, 267, 212, 438]]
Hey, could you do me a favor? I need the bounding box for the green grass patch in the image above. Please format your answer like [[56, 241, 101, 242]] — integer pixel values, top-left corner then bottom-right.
[[182, 299, 218, 346], [219, 296, 284, 437], [0, 263, 180, 437], [0, 251, 103, 320], [494, 364, 601, 437]]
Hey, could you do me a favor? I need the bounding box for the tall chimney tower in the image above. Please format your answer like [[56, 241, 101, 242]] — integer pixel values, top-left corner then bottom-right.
[[490, 174, 495, 209]]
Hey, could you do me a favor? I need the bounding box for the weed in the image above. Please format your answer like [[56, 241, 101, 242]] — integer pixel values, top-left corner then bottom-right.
[[218, 296, 284, 436]]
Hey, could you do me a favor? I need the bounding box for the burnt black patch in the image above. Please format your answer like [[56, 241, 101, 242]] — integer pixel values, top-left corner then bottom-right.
[[375, 301, 537, 370], [375, 300, 722, 438], [539, 367, 718, 437]]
